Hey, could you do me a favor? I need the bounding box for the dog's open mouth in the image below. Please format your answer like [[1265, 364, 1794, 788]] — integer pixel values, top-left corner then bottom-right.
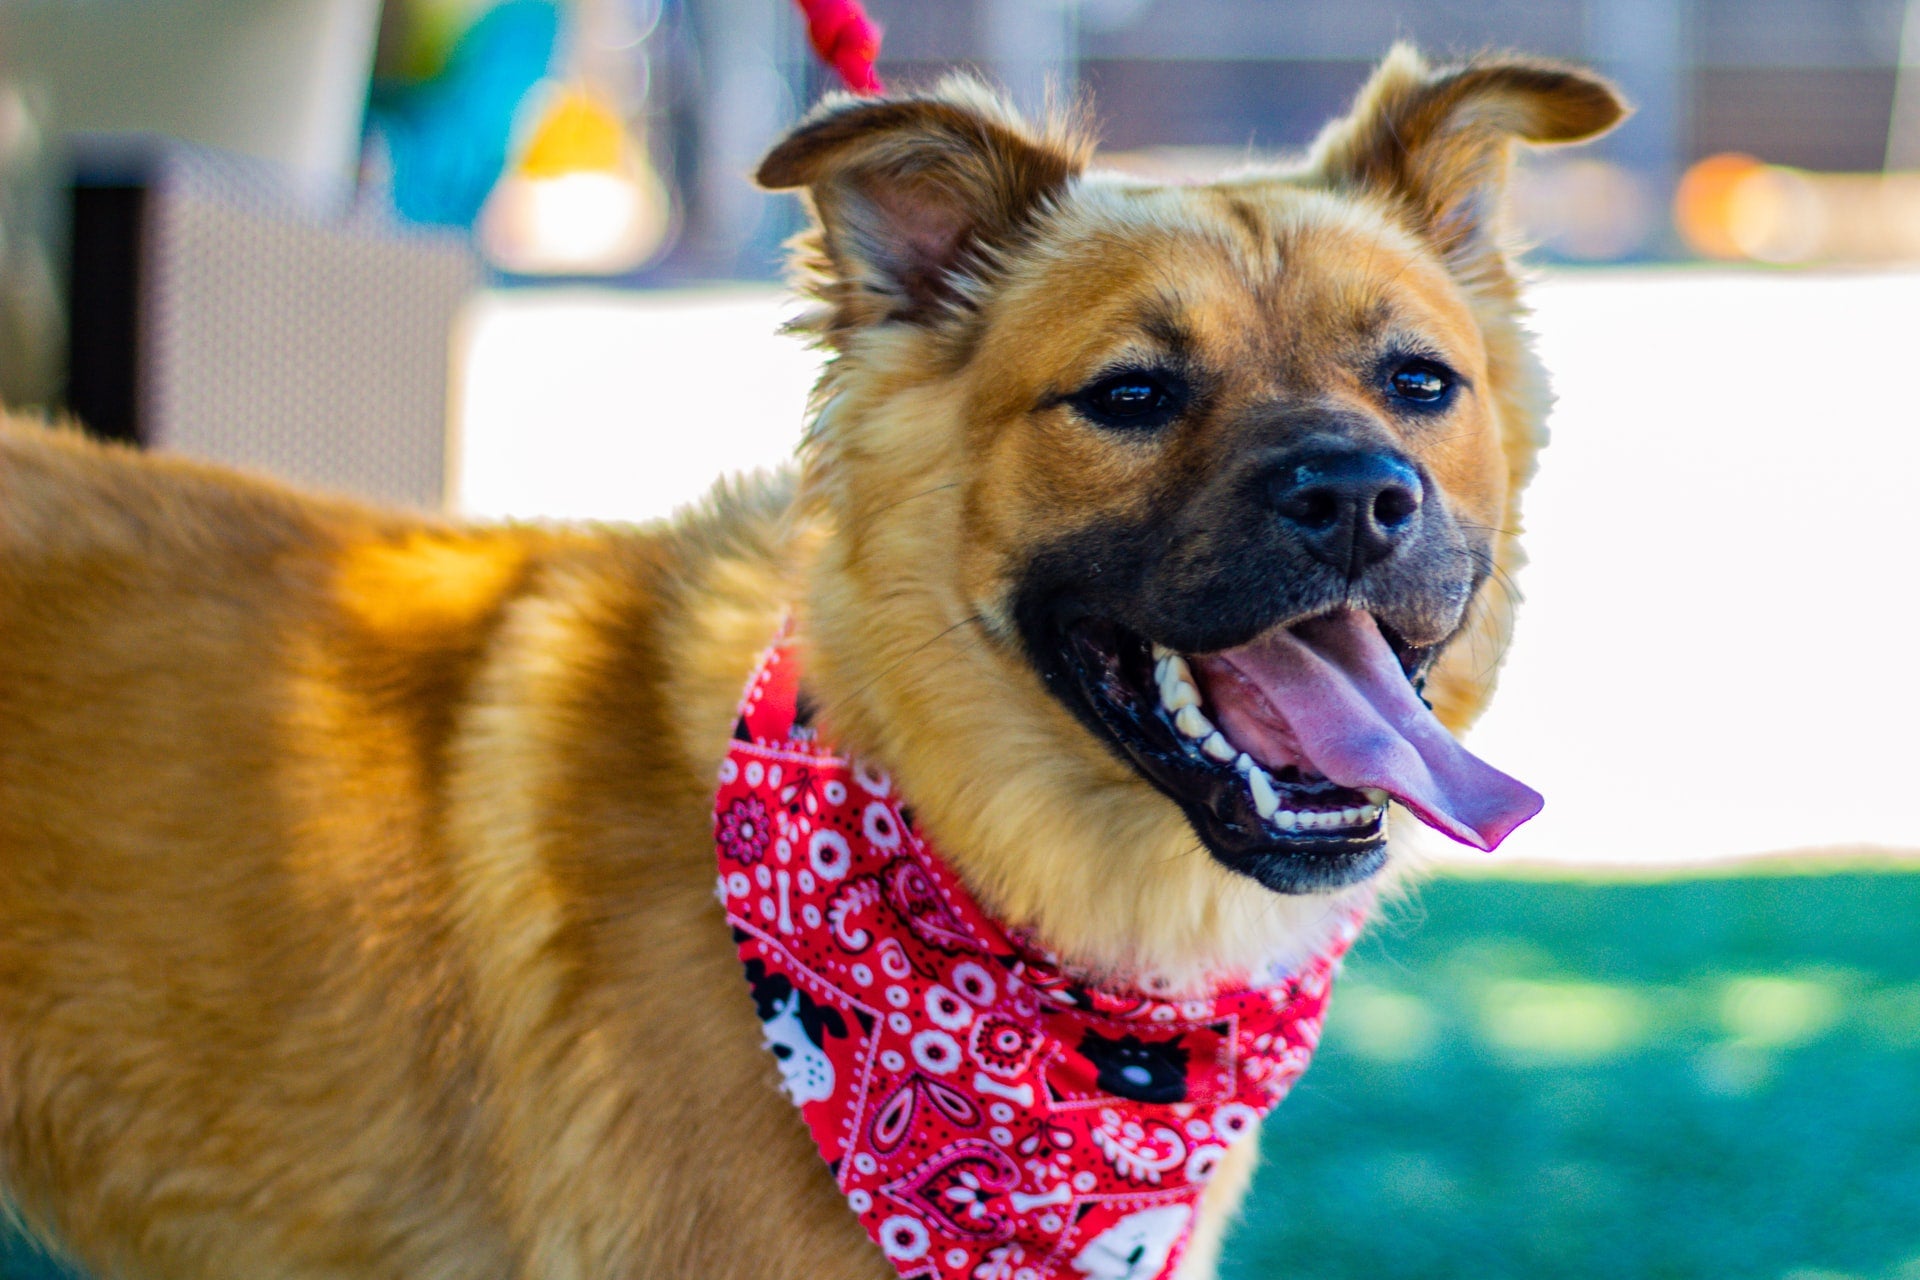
[[1056, 610, 1542, 894]]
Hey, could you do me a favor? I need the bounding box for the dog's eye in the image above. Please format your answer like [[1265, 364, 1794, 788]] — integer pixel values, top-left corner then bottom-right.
[[1388, 360, 1454, 407], [1072, 371, 1185, 430]]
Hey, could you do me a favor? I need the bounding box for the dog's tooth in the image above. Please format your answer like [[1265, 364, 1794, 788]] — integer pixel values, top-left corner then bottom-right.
[[1363, 787, 1389, 806], [1234, 753, 1255, 776], [1342, 807, 1363, 826], [1359, 804, 1382, 823], [1159, 655, 1198, 706], [1173, 705, 1211, 739], [1249, 768, 1279, 818], [1159, 675, 1199, 712], [1201, 732, 1234, 763], [1275, 809, 1299, 831]]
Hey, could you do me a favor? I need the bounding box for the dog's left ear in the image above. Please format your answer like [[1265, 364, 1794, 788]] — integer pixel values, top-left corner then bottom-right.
[[1311, 45, 1627, 282], [758, 78, 1090, 339]]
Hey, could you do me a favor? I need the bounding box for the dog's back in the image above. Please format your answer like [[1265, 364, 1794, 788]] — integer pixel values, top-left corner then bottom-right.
[[0, 422, 531, 1274], [0, 426, 840, 1274], [0, 420, 894, 1280]]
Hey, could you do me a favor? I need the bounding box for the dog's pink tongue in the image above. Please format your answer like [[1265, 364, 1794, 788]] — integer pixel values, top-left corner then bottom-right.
[[1204, 611, 1542, 851]]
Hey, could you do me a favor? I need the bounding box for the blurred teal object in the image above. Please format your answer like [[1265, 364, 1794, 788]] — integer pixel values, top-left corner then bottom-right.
[[0, 1224, 75, 1280], [4, 870, 1917, 1277], [368, 0, 560, 228]]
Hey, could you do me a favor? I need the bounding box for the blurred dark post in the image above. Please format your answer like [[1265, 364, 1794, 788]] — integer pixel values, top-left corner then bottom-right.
[[66, 181, 144, 444], [1588, 0, 1692, 257]]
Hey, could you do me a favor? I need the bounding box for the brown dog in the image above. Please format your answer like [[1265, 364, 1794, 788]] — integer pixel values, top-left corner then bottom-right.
[[0, 46, 1621, 1280]]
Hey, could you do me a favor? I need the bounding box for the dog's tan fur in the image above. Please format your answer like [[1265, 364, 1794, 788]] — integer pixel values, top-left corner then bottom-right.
[[0, 48, 1620, 1279]]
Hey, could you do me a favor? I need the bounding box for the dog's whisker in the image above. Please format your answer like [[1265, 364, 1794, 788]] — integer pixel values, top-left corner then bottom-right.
[[1455, 521, 1524, 540], [862, 481, 960, 520], [1454, 545, 1522, 680], [837, 613, 989, 707]]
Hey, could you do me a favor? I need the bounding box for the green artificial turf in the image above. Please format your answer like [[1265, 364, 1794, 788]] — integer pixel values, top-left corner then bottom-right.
[[5, 870, 1917, 1279], [1225, 869, 1920, 1280]]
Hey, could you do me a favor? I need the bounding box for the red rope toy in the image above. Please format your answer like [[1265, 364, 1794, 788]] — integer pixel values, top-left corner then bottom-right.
[[792, 0, 885, 95]]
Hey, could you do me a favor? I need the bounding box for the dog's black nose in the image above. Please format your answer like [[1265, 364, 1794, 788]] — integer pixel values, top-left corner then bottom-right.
[[1266, 447, 1424, 574]]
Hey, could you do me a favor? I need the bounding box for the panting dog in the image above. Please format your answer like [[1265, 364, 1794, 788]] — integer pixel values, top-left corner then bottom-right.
[[0, 46, 1622, 1280]]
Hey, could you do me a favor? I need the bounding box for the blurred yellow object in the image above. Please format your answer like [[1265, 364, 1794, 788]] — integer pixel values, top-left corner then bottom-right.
[[479, 82, 668, 275], [518, 85, 625, 179], [1676, 152, 1920, 265]]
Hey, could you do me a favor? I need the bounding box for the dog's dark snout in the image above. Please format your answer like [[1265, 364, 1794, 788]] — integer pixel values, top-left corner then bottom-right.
[[1267, 448, 1424, 574]]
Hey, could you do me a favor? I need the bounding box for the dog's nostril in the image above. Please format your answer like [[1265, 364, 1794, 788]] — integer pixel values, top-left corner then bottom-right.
[[1373, 485, 1419, 529]]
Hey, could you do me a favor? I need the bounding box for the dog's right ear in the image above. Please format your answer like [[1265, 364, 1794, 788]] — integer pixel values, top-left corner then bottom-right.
[[1309, 45, 1626, 287], [758, 79, 1090, 340]]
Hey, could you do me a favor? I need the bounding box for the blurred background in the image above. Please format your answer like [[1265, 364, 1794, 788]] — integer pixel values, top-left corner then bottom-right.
[[1, 2, 1918, 1278]]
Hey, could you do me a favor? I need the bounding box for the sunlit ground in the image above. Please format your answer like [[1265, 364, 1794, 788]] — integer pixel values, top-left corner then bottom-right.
[[457, 268, 1920, 868]]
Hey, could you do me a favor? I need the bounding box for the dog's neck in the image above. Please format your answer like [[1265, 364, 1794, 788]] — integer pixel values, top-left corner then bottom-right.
[[796, 540, 1378, 995]]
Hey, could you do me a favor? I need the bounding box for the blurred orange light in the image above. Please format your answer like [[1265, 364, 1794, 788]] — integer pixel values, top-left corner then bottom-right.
[[1722, 165, 1826, 264], [1675, 152, 1920, 266], [1674, 153, 1764, 259]]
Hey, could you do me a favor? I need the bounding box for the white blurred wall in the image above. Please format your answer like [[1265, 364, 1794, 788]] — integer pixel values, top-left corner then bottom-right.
[[455, 270, 1920, 865]]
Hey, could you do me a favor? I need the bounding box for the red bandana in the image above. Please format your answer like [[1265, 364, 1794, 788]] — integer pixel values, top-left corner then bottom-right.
[[716, 625, 1358, 1280]]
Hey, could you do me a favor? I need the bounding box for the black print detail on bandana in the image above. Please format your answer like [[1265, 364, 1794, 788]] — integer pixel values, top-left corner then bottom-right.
[[1079, 1030, 1191, 1104], [745, 959, 848, 1106]]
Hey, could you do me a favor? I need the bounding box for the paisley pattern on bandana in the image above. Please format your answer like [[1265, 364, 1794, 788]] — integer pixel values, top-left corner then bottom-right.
[[717, 622, 1360, 1280]]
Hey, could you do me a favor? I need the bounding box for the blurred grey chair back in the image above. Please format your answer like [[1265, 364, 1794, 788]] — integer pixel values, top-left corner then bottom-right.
[[68, 138, 478, 510]]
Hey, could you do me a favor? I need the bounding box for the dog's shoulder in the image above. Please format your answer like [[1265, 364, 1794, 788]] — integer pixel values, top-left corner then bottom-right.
[[458, 466, 805, 826]]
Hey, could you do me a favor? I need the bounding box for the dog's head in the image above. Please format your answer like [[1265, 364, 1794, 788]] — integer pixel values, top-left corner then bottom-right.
[[761, 47, 1623, 978]]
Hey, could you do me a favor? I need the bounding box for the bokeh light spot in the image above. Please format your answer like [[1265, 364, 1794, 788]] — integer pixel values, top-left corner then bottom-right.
[[1478, 980, 1648, 1062]]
